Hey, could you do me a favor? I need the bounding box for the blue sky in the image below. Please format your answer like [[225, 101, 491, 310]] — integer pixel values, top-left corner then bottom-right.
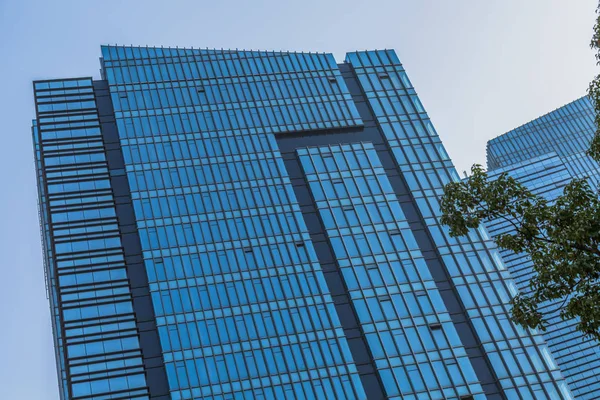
[[0, 0, 596, 398]]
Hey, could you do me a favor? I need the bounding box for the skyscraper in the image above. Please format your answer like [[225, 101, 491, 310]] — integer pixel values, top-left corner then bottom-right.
[[33, 46, 572, 400], [485, 96, 600, 399]]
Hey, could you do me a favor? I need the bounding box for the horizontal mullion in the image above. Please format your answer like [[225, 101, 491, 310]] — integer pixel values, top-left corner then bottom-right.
[[38, 122, 101, 133], [42, 147, 106, 158], [51, 216, 118, 228], [42, 136, 105, 147], [64, 316, 136, 333], [54, 246, 124, 261], [67, 347, 142, 364], [61, 280, 130, 295], [70, 365, 145, 383], [37, 107, 98, 117], [45, 174, 111, 186], [54, 230, 121, 243], [71, 386, 149, 400], [50, 202, 116, 215], [48, 188, 113, 201], [61, 294, 132, 309], [66, 325, 137, 342], [57, 262, 126, 277], [46, 170, 110, 180], [37, 93, 95, 101]]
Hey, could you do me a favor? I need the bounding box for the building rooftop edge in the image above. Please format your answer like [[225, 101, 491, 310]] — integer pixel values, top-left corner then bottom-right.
[[487, 94, 590, 148]]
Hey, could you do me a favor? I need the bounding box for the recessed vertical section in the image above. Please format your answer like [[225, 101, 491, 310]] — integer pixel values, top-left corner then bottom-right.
[[281, 143, 387, 400], [275, 61, 507, 399], [338, 61, 507, 399], [300, 143, 488, 399], [281, 141, 489, 399], [93, 80, 170, 399], [343, 50, 575, 399]]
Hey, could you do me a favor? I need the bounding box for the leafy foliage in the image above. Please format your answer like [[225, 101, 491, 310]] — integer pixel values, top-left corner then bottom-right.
[[441, 2, 600, 340], [589, 2, 600, 162], [441, 166, 600, 339]]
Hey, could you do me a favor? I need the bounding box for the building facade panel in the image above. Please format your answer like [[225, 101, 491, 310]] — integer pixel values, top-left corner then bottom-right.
[[33, 46, 575, 400], [346, 50, 572, 399], [486, 97, 600, 399], [297, 142, 485, 399], [33, 78, 155, 400], [100, 47, 367, 400]]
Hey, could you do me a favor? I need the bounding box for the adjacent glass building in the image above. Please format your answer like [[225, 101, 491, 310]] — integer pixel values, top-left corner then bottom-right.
[[33, 45, 573, 400], [486, 96, 600, 399]]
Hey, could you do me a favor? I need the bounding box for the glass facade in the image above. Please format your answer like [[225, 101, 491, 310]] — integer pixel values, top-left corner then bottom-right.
[[34, 46, 573, 400], [33, 78, 151, 399], [485, 96, 600, 399]]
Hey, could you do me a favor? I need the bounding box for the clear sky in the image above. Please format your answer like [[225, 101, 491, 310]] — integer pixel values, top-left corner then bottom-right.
[[0, 0, 596, 398]]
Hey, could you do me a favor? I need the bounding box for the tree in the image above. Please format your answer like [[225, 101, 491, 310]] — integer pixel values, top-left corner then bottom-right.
[[440, 3, 600, 340]]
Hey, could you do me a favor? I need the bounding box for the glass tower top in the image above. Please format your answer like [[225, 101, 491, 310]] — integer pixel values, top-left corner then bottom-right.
[[33, 45, 572, 400]]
